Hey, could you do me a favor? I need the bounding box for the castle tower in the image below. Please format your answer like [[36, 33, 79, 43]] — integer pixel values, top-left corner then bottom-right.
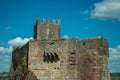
[[34, 19, 60, 40]]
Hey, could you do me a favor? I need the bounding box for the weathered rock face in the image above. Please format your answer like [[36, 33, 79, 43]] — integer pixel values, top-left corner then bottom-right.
[[9, 19, 110, 80]]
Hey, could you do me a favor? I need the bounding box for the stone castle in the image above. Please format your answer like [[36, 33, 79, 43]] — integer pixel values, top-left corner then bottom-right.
[[9, 19, 110, 80]]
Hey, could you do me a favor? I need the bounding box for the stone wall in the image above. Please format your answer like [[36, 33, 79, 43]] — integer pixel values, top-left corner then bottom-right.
[[10, 43, 29, 80], [27, 38, 78, 80], [77, 37, 110, 80]]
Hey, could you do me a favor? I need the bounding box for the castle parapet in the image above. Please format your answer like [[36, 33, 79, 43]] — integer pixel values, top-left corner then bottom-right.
[[34, 19, 60, 40], [34, 19, 60, 26]]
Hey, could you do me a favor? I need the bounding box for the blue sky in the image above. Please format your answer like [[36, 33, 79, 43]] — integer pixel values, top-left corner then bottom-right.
[[0, 0, 120, 72]]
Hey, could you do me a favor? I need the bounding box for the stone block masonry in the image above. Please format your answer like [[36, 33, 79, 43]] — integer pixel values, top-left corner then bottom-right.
[[9, 19, 110, 80]]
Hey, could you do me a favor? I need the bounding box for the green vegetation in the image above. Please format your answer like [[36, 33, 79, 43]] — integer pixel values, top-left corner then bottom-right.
[[0, 72, 9, 80], [22, 55, 27, 72], [22, 50, 28, 72], [110, 73, 120, 77]]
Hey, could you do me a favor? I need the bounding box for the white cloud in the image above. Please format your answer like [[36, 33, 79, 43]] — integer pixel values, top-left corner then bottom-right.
[[0, 54, 11, 72], [62, 35, 69, 39], [109, 45, 120, 72], [109, 45, 120, 60], [8, 37, 33, 47], [0, 46, 12, 53], [0, 37, 33, 53], [3, 64, 10, 68], [91, 0, 120, 20], [4, 56, 11, 61], [81, 10, 89, 15]]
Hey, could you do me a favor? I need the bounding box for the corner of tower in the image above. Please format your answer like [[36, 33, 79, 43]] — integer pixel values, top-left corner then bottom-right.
[[34, 18, 40, 27]]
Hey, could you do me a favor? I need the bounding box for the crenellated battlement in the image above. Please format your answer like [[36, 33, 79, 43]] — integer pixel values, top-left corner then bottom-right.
[[34, 19, 60, 26], [34, 19, 61, 40]]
